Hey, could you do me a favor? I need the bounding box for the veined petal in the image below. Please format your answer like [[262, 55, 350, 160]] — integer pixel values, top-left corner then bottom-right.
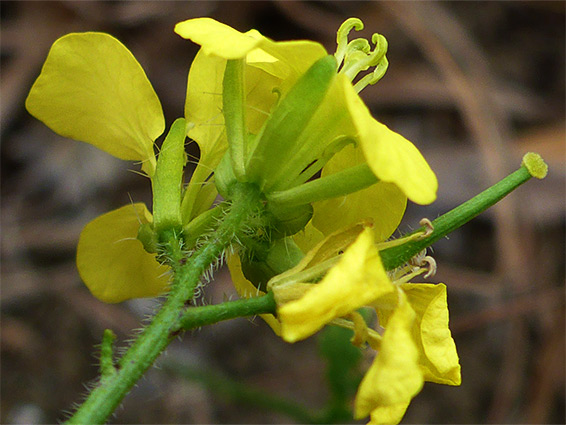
[[341, 76, 437, 205], [77, 203, 169, 303], [313, 144, 407, 242], [278, 227, 394, 342], [184, 49, 230, 171], [25, 33, 163, 176], [401, 283, 461, 385], [226, 254, 281, 335], [355, 299, 423, 422]]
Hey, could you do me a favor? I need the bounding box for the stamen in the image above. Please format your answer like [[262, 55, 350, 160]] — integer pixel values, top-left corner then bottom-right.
[[418, 218, 434, 238], [408, 249, 437, 278], [335, 18, 364, 67], [390, 248, 437, 283], [335, 20, 389, 93], [353, 56, 388, 93], [348, 311, 370, 347], [331, 317, 382, 349], [422, 256, 437, 278], [375, 220, 433, 252]]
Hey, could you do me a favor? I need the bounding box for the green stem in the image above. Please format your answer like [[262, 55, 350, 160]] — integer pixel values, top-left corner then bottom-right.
[[182, 202, 229, 249], [66, 183, 263, 425], [178, 292, 276, 330], [267, 163, 378, 207], [380, 157, 544, 271]]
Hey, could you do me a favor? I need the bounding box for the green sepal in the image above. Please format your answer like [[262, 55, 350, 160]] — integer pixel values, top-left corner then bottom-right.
[[223, 59, 247, 180], [241, 237, 305, 291], [213, 150, 237, 199], [137, 222, 159, 254], [245, 55, 338, 188], [267, 202, 314, 238], [152, 118, 187, 235]]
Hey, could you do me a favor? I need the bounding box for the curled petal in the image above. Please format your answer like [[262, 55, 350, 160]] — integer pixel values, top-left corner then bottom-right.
[[278, 227, 394, 342], [401, 283, 461, 385], [26, 33, 163, 176], [77, 203, 169, 303], [341, 76, 438, 205], [355, 299, 423, 422]]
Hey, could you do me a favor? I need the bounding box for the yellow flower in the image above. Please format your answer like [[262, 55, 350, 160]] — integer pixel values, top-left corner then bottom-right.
[[27, 32, 206, 302], [176, 17, 328, 222], [269, 226, 460, 424], [175, 18, 437, 241], [26, 32, 172, 303]]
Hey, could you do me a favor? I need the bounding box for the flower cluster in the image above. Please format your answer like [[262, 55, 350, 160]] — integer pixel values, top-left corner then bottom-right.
[[26, 17, 459, 424], [230, 221, 460, 423]]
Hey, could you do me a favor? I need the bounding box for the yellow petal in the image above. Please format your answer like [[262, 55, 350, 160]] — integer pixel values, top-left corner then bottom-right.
[[278, 227, 394, 342], [26, 33, 163, 176], [175, 18, 263, 59], [291, 221, 324, 254], [226, 254, 281, 335], [341, 76, 437, 205], [355, 300, 423, 422], [77, 203, 169, 303], [368, 402, 411, 425], [250, 38, 328, 92], [313, 144, 407, 242], [184, 49, 229, 171], [268, 222, 367, 294], [176, 17, 326, 74], [401, 283, 461, 385]]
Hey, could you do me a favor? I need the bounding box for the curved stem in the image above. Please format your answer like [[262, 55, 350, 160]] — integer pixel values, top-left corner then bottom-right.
[[66, 183, 263, 425]]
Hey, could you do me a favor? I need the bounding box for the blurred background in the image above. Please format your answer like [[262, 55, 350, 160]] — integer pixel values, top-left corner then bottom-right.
[[1, 1, 564, 424]]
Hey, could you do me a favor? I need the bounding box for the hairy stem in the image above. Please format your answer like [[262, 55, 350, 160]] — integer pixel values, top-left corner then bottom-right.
[[66, 183, 263, 424]]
